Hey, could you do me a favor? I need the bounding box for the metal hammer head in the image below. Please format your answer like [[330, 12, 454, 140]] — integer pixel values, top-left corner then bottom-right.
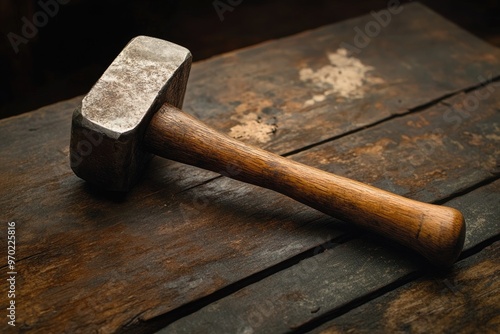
[[70, 36, 192, 191]]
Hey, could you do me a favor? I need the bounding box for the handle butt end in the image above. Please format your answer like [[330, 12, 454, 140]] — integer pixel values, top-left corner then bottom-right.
[[420, 206, 466, 268]]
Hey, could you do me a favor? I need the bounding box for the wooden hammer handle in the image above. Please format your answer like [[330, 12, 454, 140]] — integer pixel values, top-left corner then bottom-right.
[[144, 104, 465, 267]]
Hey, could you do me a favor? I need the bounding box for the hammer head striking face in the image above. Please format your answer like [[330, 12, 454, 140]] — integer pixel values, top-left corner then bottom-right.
[[70, 36, 192, 191]]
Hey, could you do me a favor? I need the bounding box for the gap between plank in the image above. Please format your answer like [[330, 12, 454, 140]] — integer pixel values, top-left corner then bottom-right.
[[287, 233, 500, 334], [283, 75, 500, 157], [458, 233, 500, 261], [126, 174, 499, 333], [173, 76, 500, 197], [120, 78, 500, 332], [120, 232, 359, 333], [286, 176, 500, 332], [287, 272, 423, 334], [433, 174, 500, 205]]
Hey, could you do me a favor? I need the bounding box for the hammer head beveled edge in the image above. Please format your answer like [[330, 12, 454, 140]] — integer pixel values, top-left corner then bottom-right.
[[70, 36, 192, 191]]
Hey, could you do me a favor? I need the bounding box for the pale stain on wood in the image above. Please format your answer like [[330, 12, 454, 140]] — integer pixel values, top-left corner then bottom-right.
[[228, 92, 278, 144], [229, 112, 278, 144], [300, 48, 384, 106], [1, 3, 499, 333]]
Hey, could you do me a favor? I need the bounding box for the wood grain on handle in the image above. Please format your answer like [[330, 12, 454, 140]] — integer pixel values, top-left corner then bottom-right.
[[144, 104, 466, 267]]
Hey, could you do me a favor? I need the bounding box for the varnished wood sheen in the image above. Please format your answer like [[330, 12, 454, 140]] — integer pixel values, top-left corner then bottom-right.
[[145, 105, 465, 267]]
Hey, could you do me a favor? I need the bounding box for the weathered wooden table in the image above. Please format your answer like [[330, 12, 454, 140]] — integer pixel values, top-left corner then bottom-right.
[[1, 3, 499, 333]]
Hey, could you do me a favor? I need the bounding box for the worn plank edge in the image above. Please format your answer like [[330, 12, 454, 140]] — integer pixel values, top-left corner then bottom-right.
[[282, 76, 500, 157], [145, 77, 500, 200], [120, 177, 500, 333], [307, 240, 500, 334], [119, 233, 358, 334], [1, 77, 496, 332], [290, 234, 500, 334]]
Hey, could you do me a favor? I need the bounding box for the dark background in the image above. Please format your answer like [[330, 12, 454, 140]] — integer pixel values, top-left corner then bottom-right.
[[1, 0, 499, 119]]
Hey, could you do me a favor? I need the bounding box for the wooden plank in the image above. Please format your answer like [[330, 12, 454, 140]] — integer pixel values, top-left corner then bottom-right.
[[0, 3, 499, 333], [185, 2, 500, 154], [445, 181, 500, 251], [290, 87, 500, 204], [157, 179, 500, 334], [1, 62, 499, 331], [311, 241, 500, 334], [0, 81, 495, 333]]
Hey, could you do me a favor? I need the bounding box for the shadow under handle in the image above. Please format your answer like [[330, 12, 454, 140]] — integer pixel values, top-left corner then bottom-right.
[[144, 104, 466, 267]]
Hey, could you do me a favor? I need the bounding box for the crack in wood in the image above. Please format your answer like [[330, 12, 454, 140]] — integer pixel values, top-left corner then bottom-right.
[[283, 76, 500, 158], [287, 233, 500, 334], [148, 178, 500, 333], [433, 174, 500, 205], [286, 272, 423, 334], [120, 233, 358, 333]]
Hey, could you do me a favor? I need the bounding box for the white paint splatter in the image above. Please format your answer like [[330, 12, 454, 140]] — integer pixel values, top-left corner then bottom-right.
[[300, 48, 383, 106]]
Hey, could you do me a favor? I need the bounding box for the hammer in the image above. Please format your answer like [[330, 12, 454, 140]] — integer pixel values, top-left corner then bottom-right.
[[70, 36, 465, 267]]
